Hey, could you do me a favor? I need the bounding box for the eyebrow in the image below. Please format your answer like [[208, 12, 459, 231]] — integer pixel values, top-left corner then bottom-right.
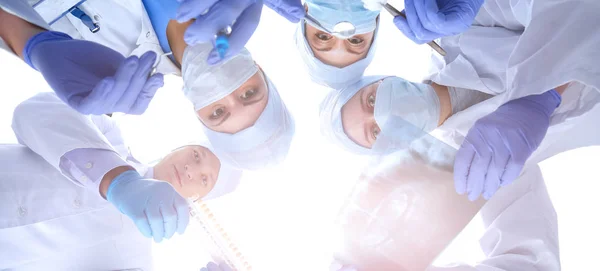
[[242, 93, 266, 106], [213, 112, 231, 127], [347, 46, 363, 55]]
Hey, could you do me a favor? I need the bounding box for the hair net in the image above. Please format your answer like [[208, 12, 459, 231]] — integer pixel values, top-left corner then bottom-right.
[[294, 14, 380, 89], [182, 141, 244, 201], [181, 43, 258, 110], [319, 75, 388, 155], [202, 76, 296, 170]]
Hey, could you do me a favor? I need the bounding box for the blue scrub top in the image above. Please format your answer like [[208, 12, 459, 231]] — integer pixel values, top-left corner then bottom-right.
[[141, 0, 179, 55]]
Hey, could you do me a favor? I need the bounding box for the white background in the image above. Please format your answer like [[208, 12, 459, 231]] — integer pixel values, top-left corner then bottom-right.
[[1, 2, 599, 270]]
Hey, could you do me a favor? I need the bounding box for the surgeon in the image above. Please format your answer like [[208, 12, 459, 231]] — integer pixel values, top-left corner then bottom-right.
[[295, 0, 380, 89], [0, 1, 164, 115], [8, 92, 243, 244], [420, 0, 600, 200]]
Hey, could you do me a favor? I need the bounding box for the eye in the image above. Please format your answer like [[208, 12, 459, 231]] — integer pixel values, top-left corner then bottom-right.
[[240, 89, 257, 100], [210, 107, 225, 120], [367, 94, 376, 108], [316, 32, 332, 41], [194, 150, 200, 161], [372, 126, 381, 140], [348, 37, 364, 45], [201, 175, 208, 186]]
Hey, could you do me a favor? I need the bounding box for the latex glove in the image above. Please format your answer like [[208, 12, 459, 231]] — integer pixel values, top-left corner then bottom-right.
[[454, 90, 562, 201], [23, 31, 164, 115], [175, 0, 263, 65], [264, 0, 305, 23], [107, 170, 190, 242], [394, 0, 484, 44], [200, 262, 233, 271]]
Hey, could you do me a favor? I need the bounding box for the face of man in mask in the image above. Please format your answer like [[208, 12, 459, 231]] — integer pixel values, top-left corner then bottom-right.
[[341, 80, 383, 149], [153, 145, 221, 199], [196, 71, 270, 134], [305, 24, 375, 68]]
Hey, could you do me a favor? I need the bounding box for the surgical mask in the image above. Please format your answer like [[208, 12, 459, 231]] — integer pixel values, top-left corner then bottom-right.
[[202, 77, 296, 170], [374, 77, 441, 136], [295, 16, 380, 89], [305, 0, 379, 36], [181, 43, 258, 110]]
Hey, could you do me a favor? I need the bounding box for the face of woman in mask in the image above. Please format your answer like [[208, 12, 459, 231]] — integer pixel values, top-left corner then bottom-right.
[[305, 24, 375, 68], [154, 145, 221, 199], [196, 71, 270, 134], [341, 80, 383, 149]]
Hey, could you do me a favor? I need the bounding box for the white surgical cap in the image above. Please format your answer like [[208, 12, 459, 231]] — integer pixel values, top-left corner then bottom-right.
[[184, 141, 244, 201], [294, 16, 379, 89], [181, 43, 258, 110], [202, 76, 295, 170], [319, 75, 388, 155]]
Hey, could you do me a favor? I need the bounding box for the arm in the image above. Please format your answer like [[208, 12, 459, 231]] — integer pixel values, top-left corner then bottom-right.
[[0, 7, 45, 57], [430, 166, 559, 270], [11, 92, 130, 193]]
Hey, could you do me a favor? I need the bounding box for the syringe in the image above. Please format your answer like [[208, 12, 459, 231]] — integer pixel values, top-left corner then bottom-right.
[[188, 199, 252, 271], [214, 26, 233, 60]]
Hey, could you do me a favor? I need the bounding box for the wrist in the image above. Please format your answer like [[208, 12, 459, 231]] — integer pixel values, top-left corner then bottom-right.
[[23, 31, 73, 70], [100, 166, 135, 199]]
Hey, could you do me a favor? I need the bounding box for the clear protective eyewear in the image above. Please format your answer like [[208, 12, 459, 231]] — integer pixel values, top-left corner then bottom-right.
[[303, 14, 356, 39]]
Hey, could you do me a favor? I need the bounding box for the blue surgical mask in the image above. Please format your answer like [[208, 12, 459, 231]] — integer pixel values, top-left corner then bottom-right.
[[305, 0, 379, 36], [374, 77, 441, 135]]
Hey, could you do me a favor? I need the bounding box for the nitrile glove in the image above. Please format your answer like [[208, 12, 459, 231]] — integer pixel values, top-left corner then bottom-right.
[[23, 31, 164, 115], [394, 0, 484, 44], [107, 170, 190, 242], [175, 0, 263, 65], [454, 90, 562, 201], [200, 262, 233, 271], [264, 0, 305, 23]]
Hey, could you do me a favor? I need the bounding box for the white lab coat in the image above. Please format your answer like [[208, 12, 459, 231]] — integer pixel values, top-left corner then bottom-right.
[[429, 0, 600, 102], [0, 0, 179, 75], [1, 92, 153, 270]]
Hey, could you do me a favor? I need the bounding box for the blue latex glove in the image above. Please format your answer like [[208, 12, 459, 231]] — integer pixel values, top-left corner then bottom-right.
[[23, 31, 164, 115], [454, 90, 562, 201], [107, 170, 190, 242], [394, 0, 484, 44], [264, 0, 305, 23], [200, 262, 233, 271], [175, 0, 264, 65]]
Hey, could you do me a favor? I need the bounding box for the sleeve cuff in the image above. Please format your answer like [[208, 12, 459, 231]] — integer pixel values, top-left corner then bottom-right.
[[60, 148, 130, 192]]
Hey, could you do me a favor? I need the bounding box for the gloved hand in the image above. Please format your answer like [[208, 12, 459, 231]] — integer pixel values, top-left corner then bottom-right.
[[200, 262, 233, 271], [175, 0, 264, 65], [264, 0, 305, 23], [394, 0, 484, 44], [23, 31, 164, 115], [454, 90, 562, 201], [107, 170, 190, 242]]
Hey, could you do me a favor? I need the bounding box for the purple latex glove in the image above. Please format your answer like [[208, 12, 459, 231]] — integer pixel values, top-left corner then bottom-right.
[[394, 0, 484, 44], [23, 31, 164, 115], [175, 0, 263, 65], [264, 0, 305, 23], [454, 90, 562, 201], [200, 262, 233, 271]]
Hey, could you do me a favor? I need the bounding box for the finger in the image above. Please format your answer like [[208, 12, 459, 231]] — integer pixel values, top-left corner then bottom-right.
[[404, 0, 439, 43], [146, 206, 165, 243], [174, 195, 191, 235], [413, 0, 441, 33], [117, 52, 157, 111], [264, 0, 305, 23], [220, 263, 233, 271], [483, 130, 510, 200], [466, 140, 492, 201], [501, 156, 524, 187], [453, 140, 475, 195], [207, 1, 262, 65], [183, 0, 252, 45], [133, 216, 153, 239], [129, 73, 163, 115], [75, 78, 115, 115], [200, 268, 208, 271], [207, 262, 220, 271], [160, 204, 178, 239], [176, 0, 218, 22], [109, 56, 140, 107], [422, 0, 449, 32]]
